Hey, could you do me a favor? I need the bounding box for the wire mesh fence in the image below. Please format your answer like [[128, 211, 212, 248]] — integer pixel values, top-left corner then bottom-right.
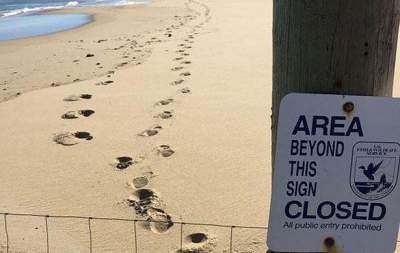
[[0, 212, 268, 253], [2, 212, 400, 253]]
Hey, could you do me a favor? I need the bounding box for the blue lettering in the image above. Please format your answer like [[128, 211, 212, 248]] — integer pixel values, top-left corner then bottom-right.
[[284, 201, 385, 221], [285, 200, 302, 218], [292, 115, 310, 135], [292, 115, 364, 137]]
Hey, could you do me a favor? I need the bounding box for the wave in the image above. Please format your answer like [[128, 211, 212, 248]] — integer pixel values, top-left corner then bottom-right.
[[2, 6, 61, 17], [66, 1, 79, 6], [0, 0, 147, 18], [1, 2, 80, 17]]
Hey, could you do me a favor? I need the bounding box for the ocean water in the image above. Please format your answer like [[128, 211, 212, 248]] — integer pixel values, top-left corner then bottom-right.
[[0, 0, 141, 17], [0, 14, 92, 40], [0, 0, 146, 41]]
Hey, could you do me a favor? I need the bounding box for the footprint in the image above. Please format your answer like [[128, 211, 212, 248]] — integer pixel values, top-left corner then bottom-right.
[[178, 87, 191, 94], [157, 145, 175, 157], [50, 82, 60, 87], [171, 66, 184, 71], [128, 189, 161, 215], [74, 132, 93, 140], [128, 189, 173, 233], [96, 80, 114, 85], [79, 110, 95, 117], [156, 98, 174, 106], [180, 72, 191, 77], [116, 62, 128, 68], [182, 53, 190, 56], [189, 233, 208, 244], [177, 49, 185, 53], [53, 131, 93, 146], [81, 94, 92, 99], [175, 57, 184, 61], [181, 61, 191, 65], [177, 232, 216, 253], [156, 111, 173, 119], [147, 208, 174, 234], [184, 46, 192, 49], [132, 176, 149, 188], [63, 94, 92, 102], [61, 110, 95, 119], [115, 156, 134, 170], [138, 125, 162, 137], [170, 79, 184, 86]]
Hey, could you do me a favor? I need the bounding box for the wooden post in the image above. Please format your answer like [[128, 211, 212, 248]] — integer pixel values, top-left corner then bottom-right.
[[270, 0, 400, 252]]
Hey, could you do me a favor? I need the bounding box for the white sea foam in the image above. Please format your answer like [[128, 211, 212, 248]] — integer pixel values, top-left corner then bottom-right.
[[0, 0, 146, 18], [2, 6, 61, 17], [1, 1, 82, 17], [66, 1, 79, 6]]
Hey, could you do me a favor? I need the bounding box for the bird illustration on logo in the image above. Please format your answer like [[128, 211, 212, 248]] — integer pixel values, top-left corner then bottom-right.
[[359, 160, 383, 180], [358, 161, 390, 193]]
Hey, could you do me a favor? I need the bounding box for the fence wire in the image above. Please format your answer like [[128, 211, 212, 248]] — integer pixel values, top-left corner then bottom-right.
[[0, 212, 267, 253], [1, 212, 399, 253]]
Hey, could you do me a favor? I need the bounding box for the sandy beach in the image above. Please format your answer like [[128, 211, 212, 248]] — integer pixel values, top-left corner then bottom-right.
[[0, 0, 271, 252], [2, 0, 400, 252]]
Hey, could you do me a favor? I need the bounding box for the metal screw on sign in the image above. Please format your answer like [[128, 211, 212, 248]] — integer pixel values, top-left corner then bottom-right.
[[342, 102, 355, 114], [324, 237, 338, 253]]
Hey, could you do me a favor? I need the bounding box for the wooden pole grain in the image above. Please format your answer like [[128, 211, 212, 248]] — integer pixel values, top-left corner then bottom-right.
[[270, 0, 400, 252]]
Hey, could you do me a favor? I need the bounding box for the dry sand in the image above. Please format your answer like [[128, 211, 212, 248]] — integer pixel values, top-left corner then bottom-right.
[[0, 0, 270, 252], [1, 0, 400, 252]]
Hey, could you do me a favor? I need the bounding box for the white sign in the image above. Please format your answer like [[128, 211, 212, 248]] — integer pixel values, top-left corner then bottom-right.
[[267, 93, 400, 253]]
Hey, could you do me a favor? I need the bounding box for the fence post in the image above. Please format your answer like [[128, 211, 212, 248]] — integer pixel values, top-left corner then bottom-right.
[[229, 226, 234, 253], [4, 214, 8, 253], [88, 218, 92, 253], [180, 223, 183, 252], [271, 0, 400, 252], [45, 216, 49, 253], [133, 220, 138, 253], [272, 0, 400, 164]]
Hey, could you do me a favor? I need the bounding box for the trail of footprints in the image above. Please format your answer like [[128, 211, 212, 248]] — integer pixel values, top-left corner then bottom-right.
[[129, 2, 215, 252], [48, 8, 198, 91], [52, 0, 215, 251]]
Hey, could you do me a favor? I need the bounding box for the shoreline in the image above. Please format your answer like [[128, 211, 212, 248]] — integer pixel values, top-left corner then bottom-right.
[[0, 1, 191, 102], [0, 13, 94, 42], [0, 0, 152, 43], [0, 0, 149, 18]]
